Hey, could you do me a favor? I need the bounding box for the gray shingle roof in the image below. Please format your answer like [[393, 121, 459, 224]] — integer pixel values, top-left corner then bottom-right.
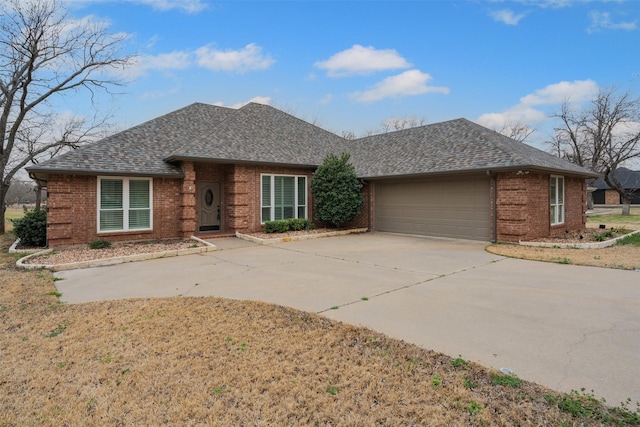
[[165, 102, 345, 166], [594, 167, 640, 189], [348, 118, 598, 178], [27, 103, 235, 178], [27, 103, 598, 181]]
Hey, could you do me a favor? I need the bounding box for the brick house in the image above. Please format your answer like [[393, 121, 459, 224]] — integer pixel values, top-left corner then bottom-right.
[[26, 102, 597, 247], [592, 167, 640, 205]]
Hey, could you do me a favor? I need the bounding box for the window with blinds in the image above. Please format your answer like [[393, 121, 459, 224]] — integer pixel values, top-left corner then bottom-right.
[[98, 177, 152, 232], [261, 174, 307, 223], [550, 176, 564, 225]]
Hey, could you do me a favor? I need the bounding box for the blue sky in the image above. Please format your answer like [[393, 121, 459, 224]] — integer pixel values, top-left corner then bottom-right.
[[62, 0, 639, 150]]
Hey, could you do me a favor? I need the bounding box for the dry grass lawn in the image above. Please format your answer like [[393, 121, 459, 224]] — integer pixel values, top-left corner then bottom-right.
[[488, 210, 640, 270], [1, 233, 638, 426]]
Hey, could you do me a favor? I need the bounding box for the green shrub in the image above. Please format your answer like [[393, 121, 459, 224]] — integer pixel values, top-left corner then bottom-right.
[[265, 220, 289, 233], [287, 218, 314, 231], [89, 239, 111, 249], [264, 219, 314, 234], [11, 209, 47, 247], [311, 152, 363, 227]]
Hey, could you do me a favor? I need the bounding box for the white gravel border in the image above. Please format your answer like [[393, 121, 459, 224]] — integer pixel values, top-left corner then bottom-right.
[[236, 228, 368, 245], [15, 236, 216, 272], [519, 229, 639, 249]]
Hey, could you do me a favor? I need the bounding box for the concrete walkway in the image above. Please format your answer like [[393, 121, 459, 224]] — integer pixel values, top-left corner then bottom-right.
[[55, 233, 640, 406]]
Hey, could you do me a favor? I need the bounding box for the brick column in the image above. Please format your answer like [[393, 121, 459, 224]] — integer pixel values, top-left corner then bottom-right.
[[180, 162, 197, 237], [227, 165, 250, 232]]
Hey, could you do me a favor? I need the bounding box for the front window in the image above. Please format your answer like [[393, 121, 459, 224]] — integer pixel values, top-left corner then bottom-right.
[[550, 176, 564, 225], [98, 177, 152, 232], [261, 174, 307, 223]]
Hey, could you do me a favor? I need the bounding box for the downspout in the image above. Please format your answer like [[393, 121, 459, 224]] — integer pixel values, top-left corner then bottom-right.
[[488, 170, 497, 243]]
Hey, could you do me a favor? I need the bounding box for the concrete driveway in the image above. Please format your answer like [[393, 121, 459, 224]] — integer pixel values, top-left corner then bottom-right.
[[55, 233, 640, 406]]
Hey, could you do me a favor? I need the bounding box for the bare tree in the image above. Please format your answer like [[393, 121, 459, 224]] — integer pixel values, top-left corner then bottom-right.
[[550, 87, 640, 215], [380, 116, 426, 133], [0, 0, 132, 233], [493, 121, 536, 143]]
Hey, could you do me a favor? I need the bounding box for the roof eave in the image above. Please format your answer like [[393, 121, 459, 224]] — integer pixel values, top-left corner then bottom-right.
[[26, 167, 184, 183], [165, 155, 320, 169], [356, 165, 600, 180]]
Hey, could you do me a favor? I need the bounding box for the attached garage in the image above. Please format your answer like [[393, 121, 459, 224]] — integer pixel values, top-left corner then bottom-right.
[[374, 174, 491, 241]]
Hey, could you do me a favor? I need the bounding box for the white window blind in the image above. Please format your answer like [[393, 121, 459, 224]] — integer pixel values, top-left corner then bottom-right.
[[99, 177, 152, 232], [261, 174, 307, 223]]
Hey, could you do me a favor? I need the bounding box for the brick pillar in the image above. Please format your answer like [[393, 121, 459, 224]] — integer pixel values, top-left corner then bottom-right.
[[180, 162, 197, 237], [46, 175, 74, 247], [227, 165, 250, 232]]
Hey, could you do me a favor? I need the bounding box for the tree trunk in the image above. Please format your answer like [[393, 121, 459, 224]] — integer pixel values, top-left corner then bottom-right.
[[621, 196, 632, 216], [0, 182, 8, 234]]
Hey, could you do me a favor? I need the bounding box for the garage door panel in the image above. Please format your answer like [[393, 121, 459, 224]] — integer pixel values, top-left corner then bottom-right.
[[376, 175, 490, 241]]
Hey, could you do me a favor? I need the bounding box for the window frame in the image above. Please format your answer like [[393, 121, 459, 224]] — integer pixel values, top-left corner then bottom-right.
[[550, 175, 564, 226], [260, 173, 307, 223], [97, 176, 153, 233]]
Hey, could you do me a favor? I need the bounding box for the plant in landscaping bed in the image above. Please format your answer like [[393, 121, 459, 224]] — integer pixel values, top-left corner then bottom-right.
[[89, 239, 111, 249], [311, 152, 363, 227], [264, 218, 314, 234], [11, 209, 46, 247]]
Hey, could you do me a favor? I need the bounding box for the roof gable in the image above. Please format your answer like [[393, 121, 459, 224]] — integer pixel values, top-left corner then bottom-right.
[[594, 167, 640, 189], [27, 103, 235, 177], [348, 118, 597, 178], [165, 103, 345, 166], [27, 103, 597, 181]]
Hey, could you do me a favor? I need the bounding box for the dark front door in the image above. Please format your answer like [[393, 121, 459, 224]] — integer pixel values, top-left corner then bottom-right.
[[198, 182, 221, 231]]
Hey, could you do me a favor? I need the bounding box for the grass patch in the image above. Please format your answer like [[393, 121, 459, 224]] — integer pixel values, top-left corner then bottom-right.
[[491, 372, 522, 388], [0, 232, 637, 426], [588, 211, 640, 226], [617, 232, 640, 247]]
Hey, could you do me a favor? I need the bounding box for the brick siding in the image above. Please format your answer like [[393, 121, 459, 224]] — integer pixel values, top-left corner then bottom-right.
[[604, 189, 620, 205], [46, 174, 182, 248], [496, 172, 586, 242], [46, 167, 587, 246]]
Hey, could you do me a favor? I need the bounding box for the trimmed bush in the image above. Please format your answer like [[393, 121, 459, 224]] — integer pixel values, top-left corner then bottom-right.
[[311, 153, 363, 227], [264, 218, 314, 234], [11, 209, 47, 247]]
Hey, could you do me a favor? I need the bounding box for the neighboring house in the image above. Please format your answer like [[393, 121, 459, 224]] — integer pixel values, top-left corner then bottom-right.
[[592, 167, 640, 205], [26, 102, 597, 247]]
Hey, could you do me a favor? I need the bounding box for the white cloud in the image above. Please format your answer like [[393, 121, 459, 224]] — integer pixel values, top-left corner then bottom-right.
[[315, 44, 411, 77], [196, 43, 275, 73], [477, 79, 599, 129], [213, 96, 272, 109], [588, 11, 637, 33], [61, 0, 208, 13], [118, 51, 191, 80], [350, 70, 450, 103], [519, 79, 599, 105], [490, 9, 527, 25]]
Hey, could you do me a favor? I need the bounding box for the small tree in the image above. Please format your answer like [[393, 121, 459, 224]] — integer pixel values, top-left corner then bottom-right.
[[311, 153, 363, 227], [550, 87, 640, 215]]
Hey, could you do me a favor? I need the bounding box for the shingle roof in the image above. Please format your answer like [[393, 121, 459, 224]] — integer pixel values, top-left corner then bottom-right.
[[27, 103, 598, 181], [165, 102, 344, 166], [593, 167, 640, 189], [348, 118, 597, 178], [27, 103, 235, 178]]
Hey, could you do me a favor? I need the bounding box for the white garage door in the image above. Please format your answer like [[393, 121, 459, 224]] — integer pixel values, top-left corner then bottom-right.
[[375, 174, 491, 241]]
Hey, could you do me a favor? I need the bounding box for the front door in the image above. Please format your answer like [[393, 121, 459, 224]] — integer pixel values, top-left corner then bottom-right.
[[198, 182, 221, 232]]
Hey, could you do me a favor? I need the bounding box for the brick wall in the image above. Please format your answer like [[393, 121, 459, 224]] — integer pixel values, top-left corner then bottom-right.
[[496, 172, 586, 242], [605, 189, 620, 205], [46, 174, 182, 248]]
